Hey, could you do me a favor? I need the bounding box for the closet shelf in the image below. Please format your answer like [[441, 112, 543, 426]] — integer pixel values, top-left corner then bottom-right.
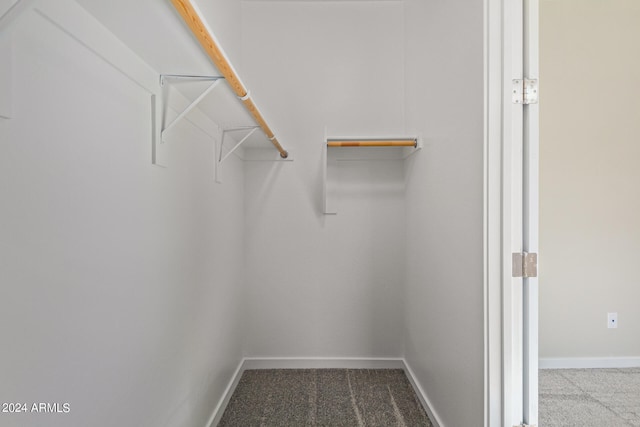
[[322, 136, 422, 215], [170, 0, 288, 159], [327, 139, 417, 148]]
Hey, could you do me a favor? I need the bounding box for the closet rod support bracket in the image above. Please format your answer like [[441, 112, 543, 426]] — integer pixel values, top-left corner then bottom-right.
[[160, 75, 225, 141], [219, 126, 260, 165]]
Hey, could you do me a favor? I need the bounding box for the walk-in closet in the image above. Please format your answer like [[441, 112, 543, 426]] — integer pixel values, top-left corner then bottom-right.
[[0, 1, 486, 426]]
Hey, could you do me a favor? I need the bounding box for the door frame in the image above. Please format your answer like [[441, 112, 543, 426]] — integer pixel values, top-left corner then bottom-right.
[[485, 0, 539, 426], [523, 0, 540, 424]]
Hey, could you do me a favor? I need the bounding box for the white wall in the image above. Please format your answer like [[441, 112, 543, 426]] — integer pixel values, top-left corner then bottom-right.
[[240, 1, 407, 358], [1, 2, 491, 426], [0, 5, 244, 427], [403, 0, 485, 425], [240, 3, 487, 425], [540, 0, 640, 360], [0, 23, 10, 118]]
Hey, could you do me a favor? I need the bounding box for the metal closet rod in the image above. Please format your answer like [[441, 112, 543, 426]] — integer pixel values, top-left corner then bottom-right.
[[327, 139, 417, 147], [170, 0, 289, 159]]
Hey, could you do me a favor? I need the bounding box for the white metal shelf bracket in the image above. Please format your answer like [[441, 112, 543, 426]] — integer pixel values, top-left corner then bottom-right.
[[403, 138, 423, 159], [160, 74, 224, 141], [215, 126, 259, 183], [219, 126, 259, 164], [322, 141, 337, 215]]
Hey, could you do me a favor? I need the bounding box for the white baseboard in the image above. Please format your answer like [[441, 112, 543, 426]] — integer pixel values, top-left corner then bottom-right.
[[205, 357, 442, 427], [242, 357, 405, 370], [401, 360, 444, 427], [540, 357, 640, 369], [205, 359, 245, 427]]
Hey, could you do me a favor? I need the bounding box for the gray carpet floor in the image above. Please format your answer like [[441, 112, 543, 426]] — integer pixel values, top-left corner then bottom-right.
[[218, 369, 433, 426], [540, 368, 640, 426]]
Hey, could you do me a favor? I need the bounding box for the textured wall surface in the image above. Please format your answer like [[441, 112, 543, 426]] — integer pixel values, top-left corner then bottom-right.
[[0, 1, 490, 426], [540, 0, 640, 359], [241, 1, 407, 359], [403, 0, 485, 425], [0, 4, 245, 426]]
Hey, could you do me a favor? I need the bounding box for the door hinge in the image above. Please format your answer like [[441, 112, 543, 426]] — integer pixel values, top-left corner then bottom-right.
[[512, 252, 538, 278], [512, 79, 538, 105]]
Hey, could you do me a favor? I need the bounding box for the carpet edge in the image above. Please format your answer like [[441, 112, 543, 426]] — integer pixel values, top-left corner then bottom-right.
[[208, 357, 445, 427]]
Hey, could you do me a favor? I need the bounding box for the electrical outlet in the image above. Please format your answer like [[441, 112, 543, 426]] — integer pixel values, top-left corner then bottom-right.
[[608, 312, 618, 329]]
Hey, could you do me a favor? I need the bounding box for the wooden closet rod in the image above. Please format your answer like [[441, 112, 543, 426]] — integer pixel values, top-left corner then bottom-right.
[[170, 0, 289, 159], [327, 139, 417, 147]]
